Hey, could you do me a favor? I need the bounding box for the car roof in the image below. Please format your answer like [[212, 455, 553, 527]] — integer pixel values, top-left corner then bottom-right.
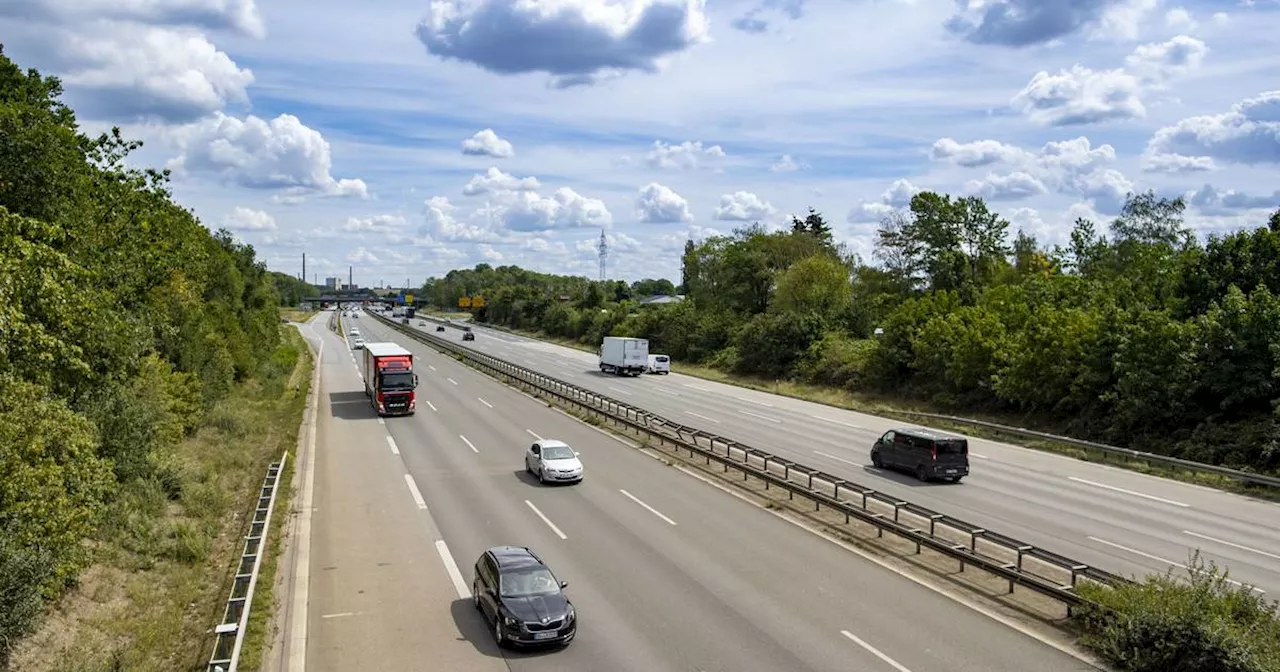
[[890, 427, 965, 441], [487, 546, 545, 570], [537, 439, 570, 449]]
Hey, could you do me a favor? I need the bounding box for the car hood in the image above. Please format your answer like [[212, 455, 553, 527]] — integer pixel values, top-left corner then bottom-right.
[[545, 457, 582, 471], [502, 593, 569, 623]]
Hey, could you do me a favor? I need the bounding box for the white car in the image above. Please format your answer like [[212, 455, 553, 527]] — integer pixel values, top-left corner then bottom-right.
[[352, 337, 365, 350], [348, 327, 360, 336], [647, 354, 670, 375], [525, 440, 583, 485]]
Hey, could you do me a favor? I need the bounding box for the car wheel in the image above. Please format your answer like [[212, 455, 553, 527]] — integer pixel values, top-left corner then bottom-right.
[[951, 476, 964, 483], [538, 467, 546, 484], [915, 465, 929, 482], [493, 617, 505, 648], [525, 459, 532, 474], [871, 451, 883, 467], [472, 581, 482, 610]]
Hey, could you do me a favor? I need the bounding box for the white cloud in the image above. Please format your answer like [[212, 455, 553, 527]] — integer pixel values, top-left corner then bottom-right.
[[342, 214, 406, 233], [2, 0, 266, 38], [646, 140, 725, 169], [167, 112, 369, 200], [462, 167, 540, 196], [930, 138, 1027, 167], [477, 244, 504, 262], [461, 129, 515, 158], [414, 0, 711, 88], [222, 206, 275, 231], [1144, 90, 1280, 170], [965, 171, 1050, 201], [847, 178, 921, 223], [770, 154, 804, 172], [1164, 7, 1196, 30], [945, 0, 1153, 46], [1186, 185, 1280, 216], [347, 247, 379, 263], [1124, 35, 1209, 81], [1212, 12, 1229, 26], [635, 183, 694, 223], [421, 196, 506, 243], [495, 188, 613, 232], [1091, 0, 1159, 41], [713, 191, 777, 221]]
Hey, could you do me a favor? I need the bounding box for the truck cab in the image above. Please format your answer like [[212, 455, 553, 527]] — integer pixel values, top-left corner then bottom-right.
[[362, 342, 418, 416]]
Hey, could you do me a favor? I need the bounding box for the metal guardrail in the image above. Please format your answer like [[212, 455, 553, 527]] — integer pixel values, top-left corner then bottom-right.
[[373, 313, 1132, 610], [208, 455, 288, 672], [893, 411, 1280, 490]]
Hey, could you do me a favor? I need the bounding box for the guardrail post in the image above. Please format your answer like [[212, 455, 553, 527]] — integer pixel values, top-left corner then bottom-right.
[[893, 501, 906, 522], [928, 514, 943, 536], [970, 529, 985, 552], [860, 489, 874, 510]]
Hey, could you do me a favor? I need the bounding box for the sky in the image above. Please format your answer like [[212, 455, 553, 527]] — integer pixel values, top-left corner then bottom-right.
[[2, 0, 1279, 287]]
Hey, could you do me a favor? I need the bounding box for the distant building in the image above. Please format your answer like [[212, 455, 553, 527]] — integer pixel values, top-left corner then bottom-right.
[[325, 276, 343, 289], [638, 294, 686, 306]]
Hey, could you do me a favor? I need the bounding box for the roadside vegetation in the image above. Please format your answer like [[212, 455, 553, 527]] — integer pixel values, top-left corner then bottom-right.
[[422, 199, 1280, 478], [0, 47, 308, 669]]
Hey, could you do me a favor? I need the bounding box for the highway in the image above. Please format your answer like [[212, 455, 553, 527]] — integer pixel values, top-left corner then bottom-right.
[[302, 311, 1100, 671], [398, 313, 1280, 598]]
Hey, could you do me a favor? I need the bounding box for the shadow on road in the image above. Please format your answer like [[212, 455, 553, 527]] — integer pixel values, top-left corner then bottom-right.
[[449, 599, 563, 660], [512, 469, 574, 487], [861, 465, 962, 487], [328, 391, 376, 420]]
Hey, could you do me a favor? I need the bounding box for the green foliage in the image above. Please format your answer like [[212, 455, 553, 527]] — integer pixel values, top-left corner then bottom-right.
[[0, 48, 286, 661], [1076, 553, 1280, 672]]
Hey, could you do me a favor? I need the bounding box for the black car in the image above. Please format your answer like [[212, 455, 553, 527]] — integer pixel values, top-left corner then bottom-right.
[[436, 325, 446, 332], [473, 546, 576, 648], [871, 427, 969, 482], [463, 331, 475, 341]]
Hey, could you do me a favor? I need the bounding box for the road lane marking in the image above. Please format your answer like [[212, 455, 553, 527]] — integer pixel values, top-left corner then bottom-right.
[[840, 631, 913, 672], [735, 395, 774, 407], [428, 365, 437, 371], [377, 418, 385, 426], [460, 435, 479, 453], [810, 414, 863, 429], [739, 409, 782, 424], [814, 450, 861, 467], [1183, 531, 1280, 561], [652, 388, 681, 396], [619, 490, 677, 526], [447, 377, 458, 385], [478, 397, 493, 408], [287, 333, 322, 672], [525, 500, 567, 539], [386, 436, 399, 455], [970, 452, 989, 459], [560, 371, 576, 378], [1087, 536, 1263, 592], [1068, 477, 1190, 508], [435, 539, 471, 599], [426, 400, 437, 412], [404, 474, 428, 510], [321, 612, 360, 619], [683, 383, 712, 391], [608, 386, 634, 396], [686, 411, 721, 423], [526, 429, 543, 440]]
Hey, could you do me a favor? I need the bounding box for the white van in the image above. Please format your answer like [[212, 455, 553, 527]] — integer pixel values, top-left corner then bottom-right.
[[647, 354, 671, 375]]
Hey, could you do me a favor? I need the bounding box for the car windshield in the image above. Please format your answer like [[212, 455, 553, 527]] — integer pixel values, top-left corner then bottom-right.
[[380, 372, 414, 390], [500, 567, 560, 597], [541, 445, 575, 460]]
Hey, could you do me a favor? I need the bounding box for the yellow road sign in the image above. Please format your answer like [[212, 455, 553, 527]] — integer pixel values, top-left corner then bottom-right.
[[405, 293, 415, 304], [472, 295, 486, 308], [458, 296, 472, 308]]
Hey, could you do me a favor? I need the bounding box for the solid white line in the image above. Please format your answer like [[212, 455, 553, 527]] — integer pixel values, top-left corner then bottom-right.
[[404, 474, 428, 510], [1087, 536, 1263, 592], [608, 386, 634, 396], [1068, 477, 1190, 508], [478, 397, 493, 408], [386, 436, 399, 455], [686, 411, 721, 423], [814, 450, 861, 467], [619, 489, 678, 526], [526, 429, 543, 440], [840, 631, 913, 672], [735, 395, 774, 407], [460, 435, 479, 454], [970, 453, 990, 459], [286, 335, 322, 672], [447, 377, 458, 385], [809, 415, 863, 430], [525, 500, 567, 539], [739, 409, 782, 424], [321, 612, 357, 619], [426, 400, 437, 412], [435, 539, 471, 599], [1184, 531, 1280, 561], [429, 365, 437, 371]]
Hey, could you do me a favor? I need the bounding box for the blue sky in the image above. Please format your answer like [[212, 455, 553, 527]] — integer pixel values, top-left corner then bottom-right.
[[2, 0, 1279, 286]]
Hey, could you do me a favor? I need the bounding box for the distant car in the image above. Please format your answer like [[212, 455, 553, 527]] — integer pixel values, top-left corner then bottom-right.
[[463, 331, 475, 341], [436, 325, 446, 332], [647, 354, 671, 375], [473, 546, 575, 649], [418, 320, 427, 326], [402, 317, 410, 324], [352, 337, 365, 350], [348, 327, 360, 336], [525, 440, 583, 484]]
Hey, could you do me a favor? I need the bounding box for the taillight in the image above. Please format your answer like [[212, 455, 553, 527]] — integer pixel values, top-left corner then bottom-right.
[[931, 445, 937, 461]]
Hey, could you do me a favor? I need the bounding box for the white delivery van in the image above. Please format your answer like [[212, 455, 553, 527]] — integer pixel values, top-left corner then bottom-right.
[[598, 337, 649, 376], [647, 354, 670, 375]]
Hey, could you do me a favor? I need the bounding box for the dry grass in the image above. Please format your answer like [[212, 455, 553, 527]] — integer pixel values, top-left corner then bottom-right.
[[278, 307, 316, 323], [9, 327, 313, 672]]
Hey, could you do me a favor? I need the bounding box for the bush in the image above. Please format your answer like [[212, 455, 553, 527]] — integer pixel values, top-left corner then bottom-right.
[[0, 537, 52, 666], [1076, 552, 1280, 672], [796, 333, 878, 388]]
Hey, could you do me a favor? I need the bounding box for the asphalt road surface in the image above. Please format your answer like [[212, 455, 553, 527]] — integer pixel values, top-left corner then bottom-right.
[[396, 313, 1280, 598], [303, 312, 1100, 672]]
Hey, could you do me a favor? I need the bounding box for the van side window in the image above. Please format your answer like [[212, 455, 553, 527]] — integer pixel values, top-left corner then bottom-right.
[[881, 431, 895, 444]]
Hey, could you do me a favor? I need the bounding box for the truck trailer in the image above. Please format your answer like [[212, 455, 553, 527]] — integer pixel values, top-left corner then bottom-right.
[[598, 337, 649, 376], [362, 342, 418, 415]]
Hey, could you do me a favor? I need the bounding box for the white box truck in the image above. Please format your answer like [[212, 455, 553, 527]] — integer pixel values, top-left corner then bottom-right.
[[598, 337, 649, 376]]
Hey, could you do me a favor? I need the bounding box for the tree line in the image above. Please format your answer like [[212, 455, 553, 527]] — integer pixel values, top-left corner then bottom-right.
[[424, 194, 1280, 475], [0, 47, 286, 660]]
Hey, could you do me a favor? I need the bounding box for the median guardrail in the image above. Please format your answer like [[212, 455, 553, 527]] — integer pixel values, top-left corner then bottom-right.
[[893, 411, 1280, 490], [372, 313, 1140, 611], [207, 455, 287, 672]]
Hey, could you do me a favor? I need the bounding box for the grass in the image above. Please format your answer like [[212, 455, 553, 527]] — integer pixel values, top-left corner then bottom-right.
[[278, 307, 316, 323], [9, 327, 313, 672], [467, 322, 1280, 499]]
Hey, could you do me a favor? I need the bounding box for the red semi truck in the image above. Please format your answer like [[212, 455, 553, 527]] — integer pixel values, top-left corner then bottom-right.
[[362, 342, 418, 416]]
